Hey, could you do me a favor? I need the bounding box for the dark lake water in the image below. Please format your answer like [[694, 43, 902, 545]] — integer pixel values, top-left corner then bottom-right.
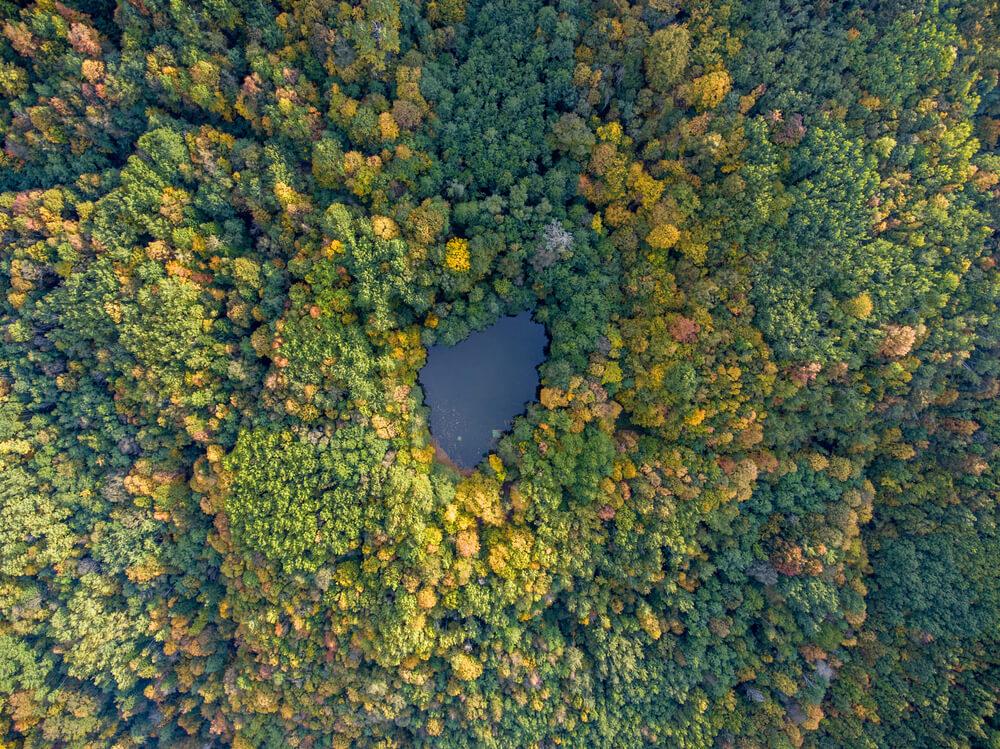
[[419, 312, 547, 469]]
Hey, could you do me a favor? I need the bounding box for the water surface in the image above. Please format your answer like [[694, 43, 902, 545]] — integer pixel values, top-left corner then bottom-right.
[[420, 313, 547, 469]]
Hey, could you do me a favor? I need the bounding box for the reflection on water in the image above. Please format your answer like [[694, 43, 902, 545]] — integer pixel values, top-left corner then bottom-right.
[[419, 313, 547, 469]]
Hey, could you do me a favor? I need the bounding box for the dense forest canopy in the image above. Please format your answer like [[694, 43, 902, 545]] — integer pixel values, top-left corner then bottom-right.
[[0, 0, 998, 747]]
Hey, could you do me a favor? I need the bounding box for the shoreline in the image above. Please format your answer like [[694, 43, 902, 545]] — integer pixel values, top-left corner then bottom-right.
[[431, 436, 474, 477]]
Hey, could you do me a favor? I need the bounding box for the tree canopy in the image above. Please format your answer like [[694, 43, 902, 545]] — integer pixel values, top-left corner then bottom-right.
[[0, 0, 998, 747]]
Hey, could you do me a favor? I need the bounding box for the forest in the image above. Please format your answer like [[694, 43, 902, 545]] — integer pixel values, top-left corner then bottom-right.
[[0, 0, 998, 747]]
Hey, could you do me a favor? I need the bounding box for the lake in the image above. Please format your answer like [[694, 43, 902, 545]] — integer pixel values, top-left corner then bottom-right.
[[419, 312, 548, 469]]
